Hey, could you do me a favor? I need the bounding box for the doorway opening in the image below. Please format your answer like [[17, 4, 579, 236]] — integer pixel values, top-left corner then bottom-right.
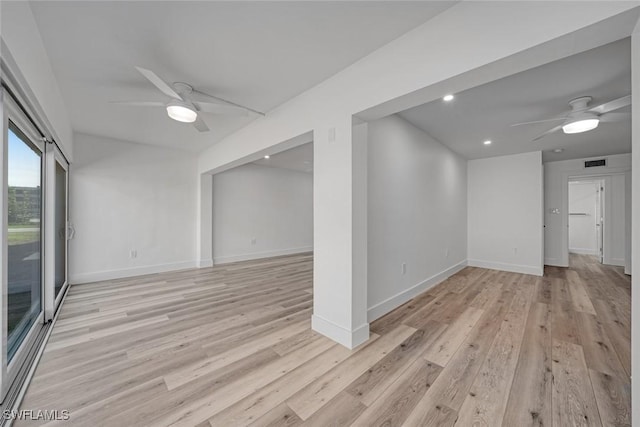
[[210, 142, 313, 266], [568, 179, 604, 263], [567, 173, 628, 270]]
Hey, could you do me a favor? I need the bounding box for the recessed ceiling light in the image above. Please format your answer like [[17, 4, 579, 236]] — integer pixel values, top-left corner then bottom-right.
[[562, 118, 599, 134], [553, 148, 564, 153], [483, 140, 492, 145], [443, 94, 454, 102], [264, 155, 270, 159]]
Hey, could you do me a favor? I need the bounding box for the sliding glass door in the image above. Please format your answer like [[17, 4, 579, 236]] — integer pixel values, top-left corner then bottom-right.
[[53, 151, 68, 305], [1, 89, 48, 400], [6, 122, 43, 363], [1, 84, 71, 404]]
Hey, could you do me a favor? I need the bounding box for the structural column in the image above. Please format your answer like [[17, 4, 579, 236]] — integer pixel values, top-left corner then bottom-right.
[[312, 116, 369, 349], [197, 173, 213, 268]]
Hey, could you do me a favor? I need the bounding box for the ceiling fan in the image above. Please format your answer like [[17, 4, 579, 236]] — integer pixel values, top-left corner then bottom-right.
[[111, 66, 265, 132], [511, 95, 631, 141]]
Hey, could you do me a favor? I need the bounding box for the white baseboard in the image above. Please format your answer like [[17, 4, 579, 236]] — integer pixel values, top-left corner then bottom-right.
[[605, 257, 625, 268], [569, 248, 598, 255], [367, 260, 468, 322], [70, 260, 197, 284], [467, 259, 543, 276], [198, 259, 213, 268], [544, 257, 568, 267], [214, 246, 313, 265], [311, 314, 369, 349]]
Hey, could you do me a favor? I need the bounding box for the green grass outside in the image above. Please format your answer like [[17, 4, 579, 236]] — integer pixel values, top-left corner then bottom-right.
[[8, 229, 40, 245], [7, 222, 40, 246]]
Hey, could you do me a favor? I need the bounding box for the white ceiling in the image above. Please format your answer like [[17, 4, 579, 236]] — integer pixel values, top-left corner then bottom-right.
[[253, 143, 313, 173], [29, 1, 454, 152], [398, 38, 631, 162]]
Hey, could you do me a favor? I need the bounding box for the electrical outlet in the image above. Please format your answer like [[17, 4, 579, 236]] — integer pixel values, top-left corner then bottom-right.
[[129, 249, 137, 259], [401, 263, 407, 275], [445, 248, 449, 258], [251, 238, 257, 245], [513, 247, 518, 255]]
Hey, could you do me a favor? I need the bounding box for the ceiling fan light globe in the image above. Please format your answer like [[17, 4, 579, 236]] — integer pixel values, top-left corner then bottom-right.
[[562, 118, 599, 134], [166, 104, 197, 123]]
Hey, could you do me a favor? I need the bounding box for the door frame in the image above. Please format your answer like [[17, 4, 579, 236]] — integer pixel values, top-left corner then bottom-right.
[[567, 178, 604, 261], [1, 88, 47, 401], [564, 172, 626, 268], [44, 145, 69, 320]]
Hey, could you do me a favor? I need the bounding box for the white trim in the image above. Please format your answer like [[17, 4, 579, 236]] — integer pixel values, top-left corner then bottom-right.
[[367, 260, 467, 322], [544, 257, 567, 267], [70, 260, 197, 284], [569, 248, 598, 256], [213, 246, 313, 265], [607, 258, 626, 268], [311, 314, 369, 350], [197, 259, 213, 268], [467, 259, 543, 276]]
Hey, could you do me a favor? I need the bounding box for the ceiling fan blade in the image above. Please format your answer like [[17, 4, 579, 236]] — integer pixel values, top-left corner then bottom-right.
[[110, 101, 165, 107], [511, 117, 566, 127], [191, 89, 265, 116], [196, 102, 248, 116], [588, 95, 631, 114], [192, 115, 209, 132], [135, 66, 183, 100], [532, 124, 563, 141], [190, 89, 231, 105], [599, 112, 631, 123]]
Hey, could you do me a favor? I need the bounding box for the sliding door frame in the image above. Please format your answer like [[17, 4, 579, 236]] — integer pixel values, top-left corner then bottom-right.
[[45, 146, 69, 320], [1, 88, 46, 401]]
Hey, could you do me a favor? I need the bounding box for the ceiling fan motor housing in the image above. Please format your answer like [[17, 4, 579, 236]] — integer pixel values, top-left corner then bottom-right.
[[173, 82, 194, 96], [564, 96, 599, 126], [568, 96, 592, 112]]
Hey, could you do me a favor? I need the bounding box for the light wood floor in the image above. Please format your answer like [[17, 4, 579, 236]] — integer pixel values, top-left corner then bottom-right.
[[17, 253, 630, 426]]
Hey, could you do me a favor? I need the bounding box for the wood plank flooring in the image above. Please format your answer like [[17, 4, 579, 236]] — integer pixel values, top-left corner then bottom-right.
[[17, 253, 630, 426]]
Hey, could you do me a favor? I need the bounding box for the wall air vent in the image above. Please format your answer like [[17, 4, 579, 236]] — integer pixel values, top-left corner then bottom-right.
[[584, 159, 606, 168]]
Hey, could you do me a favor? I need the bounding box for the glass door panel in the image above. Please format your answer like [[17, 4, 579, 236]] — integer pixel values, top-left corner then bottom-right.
[[54, 160, 67, 298], [6, 122, 42, 362]]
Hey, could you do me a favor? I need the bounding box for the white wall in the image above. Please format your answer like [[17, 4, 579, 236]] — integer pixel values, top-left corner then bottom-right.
[[0, 1, 73, 159], [212, 163, 313, 264], [69, 133, 198, 283], [544, 153, 631, 269], [192, 3, 635, 347], [568, 181, 599, 255], [468, 151, 544, 276], [608, 174, 627, 267], [367, 115, 467, 320]]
